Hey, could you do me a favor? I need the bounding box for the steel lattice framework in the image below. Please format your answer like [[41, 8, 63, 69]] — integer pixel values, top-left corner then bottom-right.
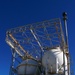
[[5, 12, 71, 75], [6, 18, 65, 60]]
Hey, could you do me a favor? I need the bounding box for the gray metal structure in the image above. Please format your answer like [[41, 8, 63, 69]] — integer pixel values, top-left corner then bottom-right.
[[6, 13, 70, 75]]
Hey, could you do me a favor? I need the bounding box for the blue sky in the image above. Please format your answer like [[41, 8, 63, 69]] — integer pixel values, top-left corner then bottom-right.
[[0, 0, 75, 75]]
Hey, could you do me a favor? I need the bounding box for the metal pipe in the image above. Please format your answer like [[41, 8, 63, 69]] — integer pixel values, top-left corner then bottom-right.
[[30, 29, 43, 51], [56, 58, 58, 74], [6, 39, 23, 57], [63, 12, 68, 46], [63, 12, 70, 75], [30, 29, 44, 74]]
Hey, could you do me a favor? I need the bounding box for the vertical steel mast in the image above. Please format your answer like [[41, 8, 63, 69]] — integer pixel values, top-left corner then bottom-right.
[[63, 12, 70, 75]]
